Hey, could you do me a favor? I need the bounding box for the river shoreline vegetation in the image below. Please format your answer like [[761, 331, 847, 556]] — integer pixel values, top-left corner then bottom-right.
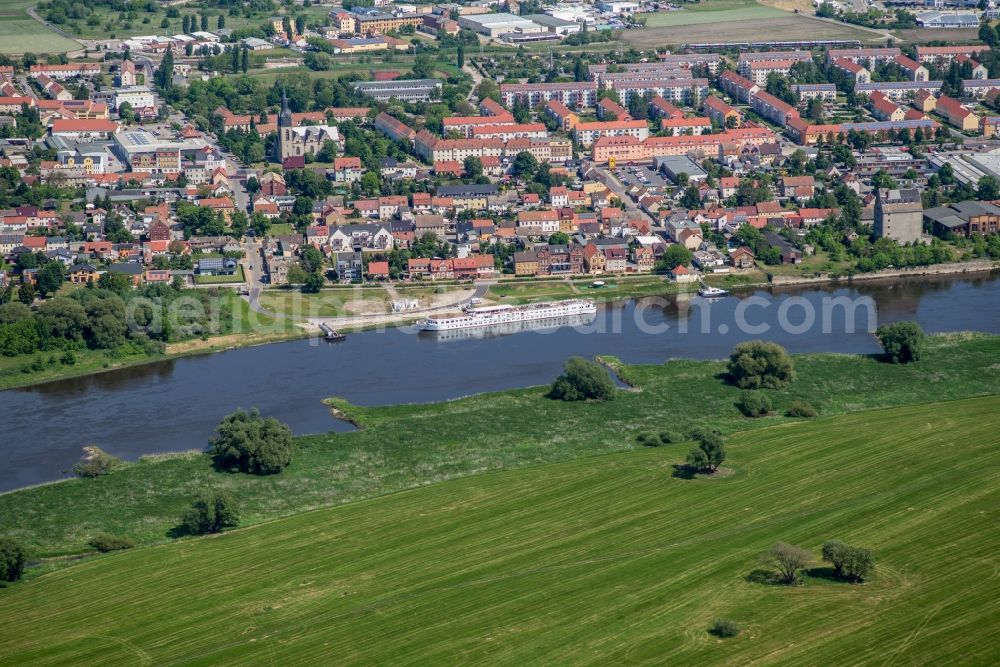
[[0, 286, 294, 391], [1, 332, 998, 560], [0, 266, 994, 392]]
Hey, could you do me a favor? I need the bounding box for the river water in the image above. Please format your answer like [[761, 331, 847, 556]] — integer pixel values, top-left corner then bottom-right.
[[2, 272, 999, 492]]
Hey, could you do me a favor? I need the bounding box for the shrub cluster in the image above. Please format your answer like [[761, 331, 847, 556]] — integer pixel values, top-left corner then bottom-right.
[[209, 408, 294, 475], [548, 357, 615, 402], [785, 400, 818, 418], [72, 447, 124, 478], [708, 618, 740, 638], [726, 341, 796, 389], [180, 491, 240, 535], [88, 534, 136, 553], [876, 321, 925, 364], [822, 540, 875, 582], [735, 391, 772, 418], [636, 431, 680, 447]]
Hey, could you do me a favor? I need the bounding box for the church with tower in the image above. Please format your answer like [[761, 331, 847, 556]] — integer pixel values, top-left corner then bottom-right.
[[276, 91, 342, 164]]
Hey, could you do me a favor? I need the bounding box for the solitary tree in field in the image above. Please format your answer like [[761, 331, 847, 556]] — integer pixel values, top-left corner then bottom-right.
[[875, 321, 925, 364], [761, 542, 813, 584], [726, 341, 795, 389], [685, 429, 726, 473]]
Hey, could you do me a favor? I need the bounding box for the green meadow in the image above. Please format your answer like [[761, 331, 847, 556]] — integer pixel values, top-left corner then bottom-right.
[[1, 333, 998, 559], [0, 1, 81, 54], [0, 393, 997, 664]]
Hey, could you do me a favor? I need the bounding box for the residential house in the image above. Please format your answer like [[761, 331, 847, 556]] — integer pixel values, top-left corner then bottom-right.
[[781, 175, 815, 201], [729, 246, 756, 269], [367, 260, 390, 280], [582, 243, 606, 274], [68, 263, 99, 284]]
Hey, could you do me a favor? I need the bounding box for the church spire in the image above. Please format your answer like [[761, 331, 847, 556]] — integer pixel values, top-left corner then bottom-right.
[[278, 88, 292, 128]]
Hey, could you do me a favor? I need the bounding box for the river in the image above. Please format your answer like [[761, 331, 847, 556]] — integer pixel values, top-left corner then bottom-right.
[[2, 272, 999, 492]]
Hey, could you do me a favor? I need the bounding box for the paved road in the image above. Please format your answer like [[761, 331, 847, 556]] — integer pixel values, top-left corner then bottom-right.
[[25, 5, 85, 54], [463, 62, 484, 102], [588, 164, 658, 228], [241, 237, 269, 315]]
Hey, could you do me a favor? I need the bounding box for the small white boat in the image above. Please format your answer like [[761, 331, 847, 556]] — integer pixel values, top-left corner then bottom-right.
[[698, 285, 729, 298], [591, 280, 605, 288]]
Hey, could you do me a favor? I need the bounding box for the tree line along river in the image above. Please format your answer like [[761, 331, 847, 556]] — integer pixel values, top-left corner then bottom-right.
[[1, 272, 998, 492]]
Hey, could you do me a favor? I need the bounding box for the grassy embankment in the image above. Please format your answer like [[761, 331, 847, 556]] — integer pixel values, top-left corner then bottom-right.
[[256, 283, 475, 319], [486, 274, 677, 303], [1, 333, 998, 559], [0, 392, 997, 664]]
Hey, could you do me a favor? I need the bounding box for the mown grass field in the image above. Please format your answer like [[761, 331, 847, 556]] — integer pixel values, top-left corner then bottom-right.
[[623, 15, 879, 47], [0, 394, 997, 664], [0, 0, 81, 54], [1, 333, 998, 558], [638, 0, 787, 28]]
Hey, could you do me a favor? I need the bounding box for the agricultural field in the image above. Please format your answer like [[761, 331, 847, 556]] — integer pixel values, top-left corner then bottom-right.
[[892, 28, 981, 44], [0, 394, 997, 664], [0, 0, 81, 55], [637, 0, 787, 28], [623, 15, 880, 47]]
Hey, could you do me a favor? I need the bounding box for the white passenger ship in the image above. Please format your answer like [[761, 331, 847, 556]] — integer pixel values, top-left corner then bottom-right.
[[418, 299, 598, 332]]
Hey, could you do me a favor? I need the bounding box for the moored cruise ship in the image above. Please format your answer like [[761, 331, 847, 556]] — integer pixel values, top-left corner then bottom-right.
[[418, 299, 598, 331]]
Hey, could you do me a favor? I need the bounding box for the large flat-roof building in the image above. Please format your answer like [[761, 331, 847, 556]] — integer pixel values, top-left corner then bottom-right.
[[457, 13, 544, 37], [111, 129, 208, 174], [523, 14, 581, 34], [351, 78, 442, 102], [501, 81, 598, 109]]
